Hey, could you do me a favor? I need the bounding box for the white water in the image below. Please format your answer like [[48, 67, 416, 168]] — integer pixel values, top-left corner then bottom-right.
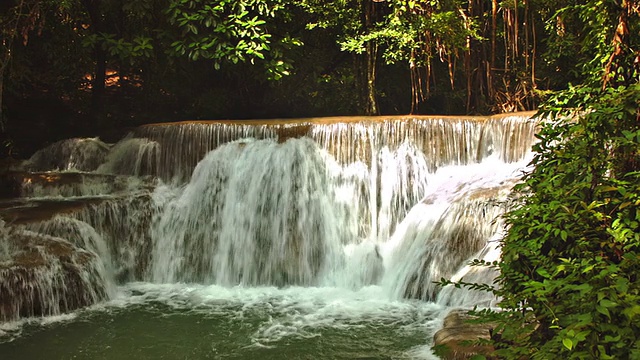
[[113, 282, 444, 343], [147, 135, 528, 299]]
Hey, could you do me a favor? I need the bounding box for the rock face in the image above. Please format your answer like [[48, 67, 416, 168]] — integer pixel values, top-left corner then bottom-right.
[[0, 198, 101, 224], [433, 309, 496, 360], [0, 171, 148, 199], [0, 228, 109, 322]]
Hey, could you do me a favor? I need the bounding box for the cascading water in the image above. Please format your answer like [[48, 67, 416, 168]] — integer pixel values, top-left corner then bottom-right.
[[0, 113, 537, 359], [0, 220, 111, 322], [149, 138, 353, 286]]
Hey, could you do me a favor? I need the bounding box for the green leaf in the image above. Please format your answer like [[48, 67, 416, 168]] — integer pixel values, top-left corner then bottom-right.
[[600, 299, 617, 308], [596, 305, 610, 318], [563, 338, 574, 350]]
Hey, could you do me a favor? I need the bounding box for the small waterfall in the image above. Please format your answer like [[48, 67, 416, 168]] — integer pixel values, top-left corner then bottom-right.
[[96, 136, 160, 177], [382, 197, 505, 301], [123, 115, 535, 182], [72, 195, 154, 282], [22, 138, 111, 172], [15, 194, 154, 284], [0, 220, 110, 322], [0, 112, 538, 323], [132, 122, 278, 181], [380, 157, 522, 304], [16, 173, 145, 198], [436, 236, 502, 307]]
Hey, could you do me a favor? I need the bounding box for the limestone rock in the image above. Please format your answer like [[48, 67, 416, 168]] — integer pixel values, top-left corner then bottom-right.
[[0, 198, 102, 224], [0, 171, 150, 199], [433, 309, 496, 360]]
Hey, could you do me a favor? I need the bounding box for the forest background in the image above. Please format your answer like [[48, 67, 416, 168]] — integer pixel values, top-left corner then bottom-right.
[[0, 0, 600, 157]]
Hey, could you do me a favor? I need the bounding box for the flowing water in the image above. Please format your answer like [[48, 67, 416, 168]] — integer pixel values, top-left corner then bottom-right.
[[0, 114, 537, 359]]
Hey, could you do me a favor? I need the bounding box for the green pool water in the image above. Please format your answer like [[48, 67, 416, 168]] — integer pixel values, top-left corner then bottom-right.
[[0, 283, 443, 360]]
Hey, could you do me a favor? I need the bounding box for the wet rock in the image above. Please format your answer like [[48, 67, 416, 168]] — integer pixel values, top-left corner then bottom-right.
[[276, 124, 312, 143], [18, 193, 155, 283], [0, 229, 109, 322], [0, 171, 151, 199], [0, 198, 104, 224], [433, 309, 496, 360]]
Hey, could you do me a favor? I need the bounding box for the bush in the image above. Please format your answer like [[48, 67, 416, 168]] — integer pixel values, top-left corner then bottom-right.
[[490, 84, 640, 359]]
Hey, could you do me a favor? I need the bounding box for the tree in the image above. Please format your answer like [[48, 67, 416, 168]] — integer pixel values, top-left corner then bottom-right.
[[300, 0, 388, 115], [165, 0, 301, 81], [337, 0, 475, 113]]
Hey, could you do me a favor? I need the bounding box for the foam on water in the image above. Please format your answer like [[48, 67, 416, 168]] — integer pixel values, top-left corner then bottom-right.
[[108, 282, 443, 350]]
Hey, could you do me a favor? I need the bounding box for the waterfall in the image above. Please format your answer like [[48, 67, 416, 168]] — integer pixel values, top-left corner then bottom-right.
[[380, 158, 522, 302], [23, 138, 111, 172], [149, 138, 352, 285], [0, 112, 538, 324], [96, 136, 160, 177]]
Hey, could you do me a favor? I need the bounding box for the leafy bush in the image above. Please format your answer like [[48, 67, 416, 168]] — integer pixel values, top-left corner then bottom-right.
[[489, 83, 640, 359]]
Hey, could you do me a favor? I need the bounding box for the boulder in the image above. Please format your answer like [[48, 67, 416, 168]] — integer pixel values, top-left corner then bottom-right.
[[433, 309, 496, 360]]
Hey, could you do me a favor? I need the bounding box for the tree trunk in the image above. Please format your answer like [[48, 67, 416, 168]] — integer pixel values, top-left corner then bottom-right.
[[82, 0, 107, 118], [607, 0, 639, 175], [365, 42, 379, 115], [91, 46, 107, 115], [490, 0, 497, 98], [357, 0, 379, 115]]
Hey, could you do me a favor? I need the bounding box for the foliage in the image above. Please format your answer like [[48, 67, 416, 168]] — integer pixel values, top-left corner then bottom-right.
[[492, 83, 640, 359], [1, 1, 45, 111], [334, 0, 478, 112], [429, 1, 640, 358], [340, 0, 475, 66], [541, 0, 634, 88], [6, 0, 640, 156], [165, 0, 301, 80]]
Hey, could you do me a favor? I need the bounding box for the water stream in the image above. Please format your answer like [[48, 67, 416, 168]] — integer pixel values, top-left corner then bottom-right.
[[0, 114, 537, 359]]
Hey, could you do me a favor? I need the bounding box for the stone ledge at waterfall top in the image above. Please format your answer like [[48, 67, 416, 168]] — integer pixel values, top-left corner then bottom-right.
[[138, 111, 537, 127]]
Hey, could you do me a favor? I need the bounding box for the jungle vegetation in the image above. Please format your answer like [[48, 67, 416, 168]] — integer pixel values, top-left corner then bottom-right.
[[439, 1, 640, 358], [0, 0, 616, 155]]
